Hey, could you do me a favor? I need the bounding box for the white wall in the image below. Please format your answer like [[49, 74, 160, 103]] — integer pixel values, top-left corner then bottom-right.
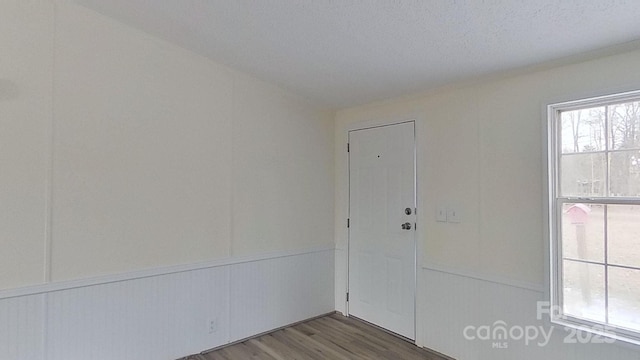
[[0, 1, 333, 288], [1, 2, 334, 358], [231, 72, 334, 256], [52, 1, 234, 280], [0, 1, 53, 289], [335, 48, 640, 359]]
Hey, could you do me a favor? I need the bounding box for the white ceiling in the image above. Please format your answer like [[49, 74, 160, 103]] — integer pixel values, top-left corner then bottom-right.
[[76, 0, 640, 109]]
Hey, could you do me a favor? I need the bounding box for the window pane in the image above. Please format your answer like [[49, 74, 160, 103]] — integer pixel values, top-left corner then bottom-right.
[[560, 108, 606, 153], [609, 150, 640, 197], [562, 203, 604, 262], [608, 267, 640, 332], [609, 102, 640, 151], [608, 205, 640, 268], [562, 261, 606, 323], [560, 153, 606, 197]]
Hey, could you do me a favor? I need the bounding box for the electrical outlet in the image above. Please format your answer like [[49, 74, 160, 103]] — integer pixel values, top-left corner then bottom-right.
[[209, 318, 218, 334], [436, 206, 447, 222]]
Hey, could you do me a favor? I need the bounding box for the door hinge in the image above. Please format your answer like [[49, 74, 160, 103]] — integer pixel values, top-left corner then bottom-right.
[[346, 292, 349, 302], [347, 218, 350, 228], [347, 143, 350, 152]]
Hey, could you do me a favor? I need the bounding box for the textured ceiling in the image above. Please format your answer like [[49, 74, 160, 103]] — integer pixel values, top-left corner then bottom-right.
[[76, 0, 640, 109]]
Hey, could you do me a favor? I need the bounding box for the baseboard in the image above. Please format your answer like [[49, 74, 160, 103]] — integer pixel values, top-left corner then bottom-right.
[[195, 311, 337, 356], [423, 346, 457, 360]]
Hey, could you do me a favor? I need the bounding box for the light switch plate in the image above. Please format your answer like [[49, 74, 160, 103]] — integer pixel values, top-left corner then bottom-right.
[[436, 206, 447, 222], [447, 207, 461, 223]]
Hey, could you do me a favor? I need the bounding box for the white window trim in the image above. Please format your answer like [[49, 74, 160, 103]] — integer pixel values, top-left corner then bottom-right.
[[548, 89, 640, 346]]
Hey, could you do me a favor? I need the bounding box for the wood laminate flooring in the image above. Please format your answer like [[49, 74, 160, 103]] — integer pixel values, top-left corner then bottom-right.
[[182, 313, 450, 360]]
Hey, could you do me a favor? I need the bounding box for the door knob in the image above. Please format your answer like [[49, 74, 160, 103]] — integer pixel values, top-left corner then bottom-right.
[[401, 222, 412, 230], [405, 207, 412, 215]]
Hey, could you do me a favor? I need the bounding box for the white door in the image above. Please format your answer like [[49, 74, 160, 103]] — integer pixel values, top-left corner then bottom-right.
[[348, 121, 416, 340]]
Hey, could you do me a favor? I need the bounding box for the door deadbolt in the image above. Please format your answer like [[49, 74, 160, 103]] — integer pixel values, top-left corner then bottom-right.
[[405, 207, 412, 215], [401, 222, 412, 230]]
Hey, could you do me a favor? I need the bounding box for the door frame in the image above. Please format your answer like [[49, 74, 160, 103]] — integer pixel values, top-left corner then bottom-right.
[[342, 117, 423, 345]]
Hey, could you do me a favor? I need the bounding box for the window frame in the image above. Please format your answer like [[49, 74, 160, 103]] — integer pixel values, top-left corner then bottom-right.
[[548, 89, 640, 346]]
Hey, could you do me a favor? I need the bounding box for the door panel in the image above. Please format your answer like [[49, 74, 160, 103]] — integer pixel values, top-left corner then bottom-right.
[[348, 121, 416, 340]]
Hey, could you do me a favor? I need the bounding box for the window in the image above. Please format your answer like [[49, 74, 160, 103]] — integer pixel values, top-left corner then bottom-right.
[[549, 90, 640, 344]]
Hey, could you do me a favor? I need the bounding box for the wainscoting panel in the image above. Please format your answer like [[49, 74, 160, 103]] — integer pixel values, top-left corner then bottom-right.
[[45, 267, 230, 360], [0, 247, 334, 360], [334, 248, 347, 315], [421, 268, 640, 360], [0, 294, 45, 360], [229, 249, 335, 341]]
